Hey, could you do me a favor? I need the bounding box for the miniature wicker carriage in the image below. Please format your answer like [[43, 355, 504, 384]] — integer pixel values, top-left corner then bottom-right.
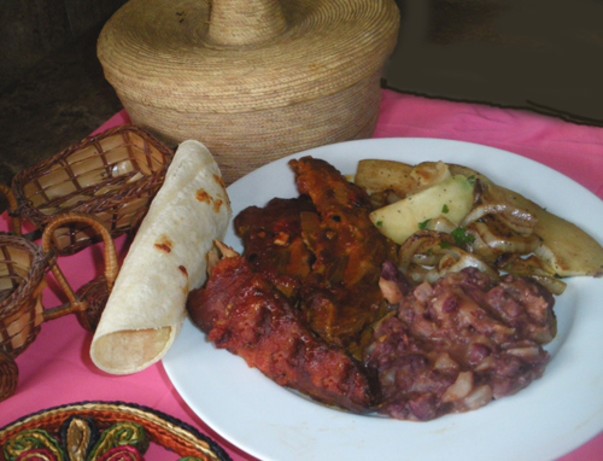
[[0, 213, 119, 401], [8, 125, 173, 255]]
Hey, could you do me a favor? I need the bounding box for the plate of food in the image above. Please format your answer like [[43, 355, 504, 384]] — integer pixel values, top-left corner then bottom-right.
[[163, 137, 603, 461]]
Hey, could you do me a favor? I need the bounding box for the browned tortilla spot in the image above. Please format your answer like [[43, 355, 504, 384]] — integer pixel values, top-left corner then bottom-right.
[[214, 174, 226, 189], [196, 189, 211, 203], [213, 199, 224, 213], [154, 235, 173, 253], [178, 265, 189, 278]]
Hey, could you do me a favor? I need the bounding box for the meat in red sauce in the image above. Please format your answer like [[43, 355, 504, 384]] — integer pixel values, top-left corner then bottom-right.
[[187, 254, 379, 413], [236, 157, 394, 355]]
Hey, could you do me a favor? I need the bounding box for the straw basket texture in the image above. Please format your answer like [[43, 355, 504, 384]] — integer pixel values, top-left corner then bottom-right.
[[97, 0, 400, 183], [10, 126, 173, 255], [0, 350, 18, 401], [0, 401, 231, 460], [0, 234, 47, 357]]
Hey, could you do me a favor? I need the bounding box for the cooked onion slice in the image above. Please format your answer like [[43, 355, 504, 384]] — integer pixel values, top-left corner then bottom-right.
[[436, 251, 499, 279], [462, 202, 537, 235], [469, 219, 542, 254], [398, 230, 498, 282], [442, 371, 474, 403], [423, 215, 457, 234], [461, 385, 493, 411], [498, 254, 567, 295]]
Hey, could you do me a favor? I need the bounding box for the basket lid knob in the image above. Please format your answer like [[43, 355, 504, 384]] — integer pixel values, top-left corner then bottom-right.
[[207, 0, 287, 46]]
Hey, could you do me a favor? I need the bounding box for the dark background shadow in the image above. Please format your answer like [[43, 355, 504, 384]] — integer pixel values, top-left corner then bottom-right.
[[1, 0, 601, 203], [387, 0, 603, 125]]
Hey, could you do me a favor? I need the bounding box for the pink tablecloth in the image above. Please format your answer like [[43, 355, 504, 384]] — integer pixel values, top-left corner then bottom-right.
[[1, 89, 601, 460]]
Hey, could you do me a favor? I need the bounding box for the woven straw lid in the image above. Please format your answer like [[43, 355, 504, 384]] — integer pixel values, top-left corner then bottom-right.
[[97, 0, 400, 182]]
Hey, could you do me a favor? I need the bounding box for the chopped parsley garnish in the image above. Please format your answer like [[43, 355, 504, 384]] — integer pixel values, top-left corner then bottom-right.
[[451, 227, 475, 247], [441, 204, 450, 214], [419, 219, 430, 230]]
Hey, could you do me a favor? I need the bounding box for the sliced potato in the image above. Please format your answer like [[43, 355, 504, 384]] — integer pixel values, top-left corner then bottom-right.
[[487, 184, 603, 277], [370, 175, 475, 244], [449, 164, 603, 277], [410, 161, 452, 190], [361, 160, 602, 276], [356, 160, 451, 197], [355, 159, 414, 195]]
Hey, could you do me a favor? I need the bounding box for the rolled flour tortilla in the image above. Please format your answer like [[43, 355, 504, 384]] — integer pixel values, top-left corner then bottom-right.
[[90, 140, 231, 374]]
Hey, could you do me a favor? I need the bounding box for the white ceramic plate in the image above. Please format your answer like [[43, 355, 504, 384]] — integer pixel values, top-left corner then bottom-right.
[[163, 138, 603, 461]]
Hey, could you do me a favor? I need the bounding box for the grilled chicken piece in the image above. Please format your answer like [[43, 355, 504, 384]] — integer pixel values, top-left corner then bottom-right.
[[187, 251, 378, 413], [290, 156, 391, 287], [235, 157, 393, 354], [234, 196, 314, 299], [290, 157, 393, 350]]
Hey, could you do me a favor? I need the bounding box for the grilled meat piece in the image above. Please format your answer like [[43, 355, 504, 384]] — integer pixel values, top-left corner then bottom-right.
[[366, 267, 555, 421], [290, 157, 394, 350], [187, 252, 378, 413], [234, 196, 314, 299], [236, 157, 393, 353], [290, 156, 391, 288]]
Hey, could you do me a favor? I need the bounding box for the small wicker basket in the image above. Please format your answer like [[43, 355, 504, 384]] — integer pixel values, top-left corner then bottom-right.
[[97, 0, 400, 183], [7, 125, 173, 255], [0, 401, 231, 460]]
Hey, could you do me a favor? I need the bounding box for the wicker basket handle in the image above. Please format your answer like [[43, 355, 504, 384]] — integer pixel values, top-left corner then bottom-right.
[[207, 0, 287, 46], [40, 213, 119, 324], [0, 184, 22, 235]]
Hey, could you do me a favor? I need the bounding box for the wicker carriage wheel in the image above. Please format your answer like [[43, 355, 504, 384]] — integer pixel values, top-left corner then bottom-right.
[[41, 212, 119, 331], [0, 234, 48, 357], [0, 184, 22, 235], [0, 350, 18, 402]]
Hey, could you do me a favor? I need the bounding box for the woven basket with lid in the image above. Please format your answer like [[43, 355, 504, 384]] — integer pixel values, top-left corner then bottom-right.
[[97, 0, 400, 183]]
